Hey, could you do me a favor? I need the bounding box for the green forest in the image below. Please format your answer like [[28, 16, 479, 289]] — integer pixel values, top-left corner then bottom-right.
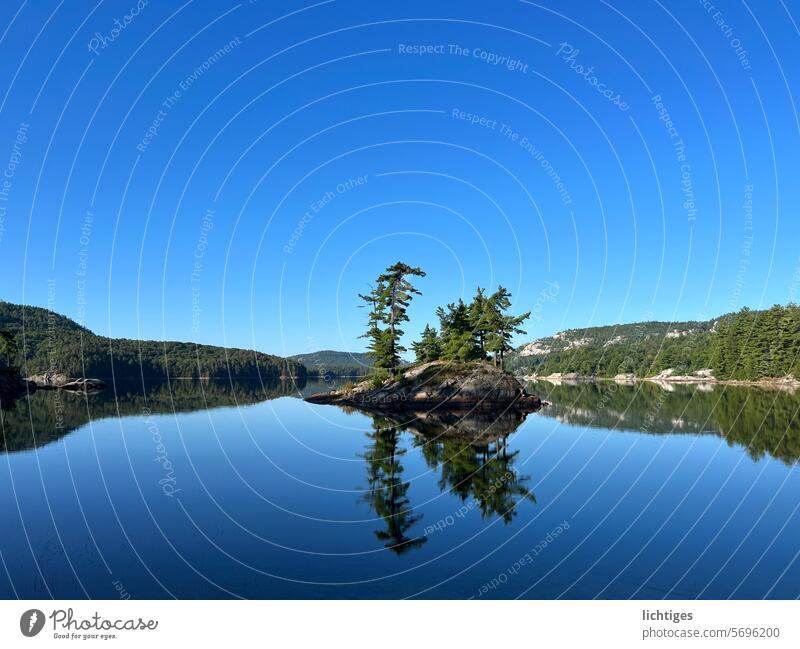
[[0, 301, 305, 381], [506, 305, 800, 381]]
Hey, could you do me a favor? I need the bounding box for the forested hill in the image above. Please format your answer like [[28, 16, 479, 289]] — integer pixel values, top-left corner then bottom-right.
[[505, 305, 800, 381], [289, 350, 373, 377], [0, 301, 305, 380]]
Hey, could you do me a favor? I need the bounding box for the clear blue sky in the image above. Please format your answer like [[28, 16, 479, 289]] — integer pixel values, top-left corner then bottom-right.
[[0, 0, 798, 357]]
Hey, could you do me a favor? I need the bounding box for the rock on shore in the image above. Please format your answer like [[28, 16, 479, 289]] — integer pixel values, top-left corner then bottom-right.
[[25, 373, 107, 392]]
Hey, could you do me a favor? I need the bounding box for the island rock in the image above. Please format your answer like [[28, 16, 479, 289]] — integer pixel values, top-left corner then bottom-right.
[[305, 360, 542, 412]]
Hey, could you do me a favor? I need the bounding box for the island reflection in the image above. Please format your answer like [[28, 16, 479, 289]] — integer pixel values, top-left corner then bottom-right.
[[355, 407, 536, 554]]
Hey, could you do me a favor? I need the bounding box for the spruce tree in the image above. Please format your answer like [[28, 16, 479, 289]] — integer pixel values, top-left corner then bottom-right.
[[411, 324, 442, 363], [484, 286, 530, 367], [437, 300, 481, 361]]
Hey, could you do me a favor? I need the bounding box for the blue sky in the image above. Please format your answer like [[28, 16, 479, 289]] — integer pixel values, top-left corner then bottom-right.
[[0, 0, 798, 357]]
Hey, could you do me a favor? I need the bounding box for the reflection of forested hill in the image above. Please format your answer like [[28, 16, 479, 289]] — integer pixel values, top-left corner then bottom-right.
[[529, 380, 800, 465], [0, 379, 306, 453]]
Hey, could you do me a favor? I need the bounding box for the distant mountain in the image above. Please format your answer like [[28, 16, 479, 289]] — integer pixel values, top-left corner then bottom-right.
[[0, 301, 305, 380], [290, 350, 373, 377], [506, 305, 800, 381]]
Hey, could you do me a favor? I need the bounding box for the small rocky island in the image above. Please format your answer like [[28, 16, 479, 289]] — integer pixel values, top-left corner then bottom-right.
[[306, 360, 542, 412], [306, 262, 541, 418]]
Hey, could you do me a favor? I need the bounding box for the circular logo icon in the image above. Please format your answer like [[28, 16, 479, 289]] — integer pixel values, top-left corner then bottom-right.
[[20, 609, 45, 637]]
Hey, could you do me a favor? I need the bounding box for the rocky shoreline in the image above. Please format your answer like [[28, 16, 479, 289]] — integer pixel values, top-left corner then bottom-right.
[[306, 360, 542, 412], [25, 374, 107, 392], [518, 368, 800, 390], [1, 370, 107, 404]]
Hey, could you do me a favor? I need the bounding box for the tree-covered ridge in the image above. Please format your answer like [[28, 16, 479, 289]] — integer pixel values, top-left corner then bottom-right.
[[0, 301, 305, 381], [506, 305, 800, 381], [290, 350, 373, 378]]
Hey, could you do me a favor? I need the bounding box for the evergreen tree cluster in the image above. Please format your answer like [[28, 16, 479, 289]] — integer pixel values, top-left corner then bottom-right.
[[709, 305, 800, 380], [414, 286, 530, 366], [357, 262, 531, 372]]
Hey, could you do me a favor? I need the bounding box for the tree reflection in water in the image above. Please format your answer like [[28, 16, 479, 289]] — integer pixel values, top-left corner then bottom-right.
[[359, 408, 535, 554]]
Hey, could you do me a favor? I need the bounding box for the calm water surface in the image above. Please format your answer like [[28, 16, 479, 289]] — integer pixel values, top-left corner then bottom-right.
[[1, 378, 799, 599]]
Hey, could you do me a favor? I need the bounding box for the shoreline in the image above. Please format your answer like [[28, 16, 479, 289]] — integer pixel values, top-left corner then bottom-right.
[[518, 373, 800, 390]]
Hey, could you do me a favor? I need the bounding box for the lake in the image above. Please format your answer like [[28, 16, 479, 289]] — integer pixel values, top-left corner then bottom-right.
[[1, 378, 798, 599]]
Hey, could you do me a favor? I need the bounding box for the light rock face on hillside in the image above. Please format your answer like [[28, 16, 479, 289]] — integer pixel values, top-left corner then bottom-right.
[[513, 321, 711, 361], [305, 361, 542, 412]]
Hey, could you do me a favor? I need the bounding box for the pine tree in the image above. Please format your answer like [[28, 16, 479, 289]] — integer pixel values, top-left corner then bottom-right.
[[359, 281, 393, 370], [484, 287, 530, 367], [468, 287, 491, 360], [360, 262, 425, 374]]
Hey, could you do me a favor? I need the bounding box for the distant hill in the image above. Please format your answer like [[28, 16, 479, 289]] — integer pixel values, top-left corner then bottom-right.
[[0, 301, 305, 380], [290, 350, 373, 377], [505, 305, 800, 381]]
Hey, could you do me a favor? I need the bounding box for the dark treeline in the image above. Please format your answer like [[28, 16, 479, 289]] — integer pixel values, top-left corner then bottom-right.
[[507, 305, 800, 381], [0, 301, 305, 381]]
